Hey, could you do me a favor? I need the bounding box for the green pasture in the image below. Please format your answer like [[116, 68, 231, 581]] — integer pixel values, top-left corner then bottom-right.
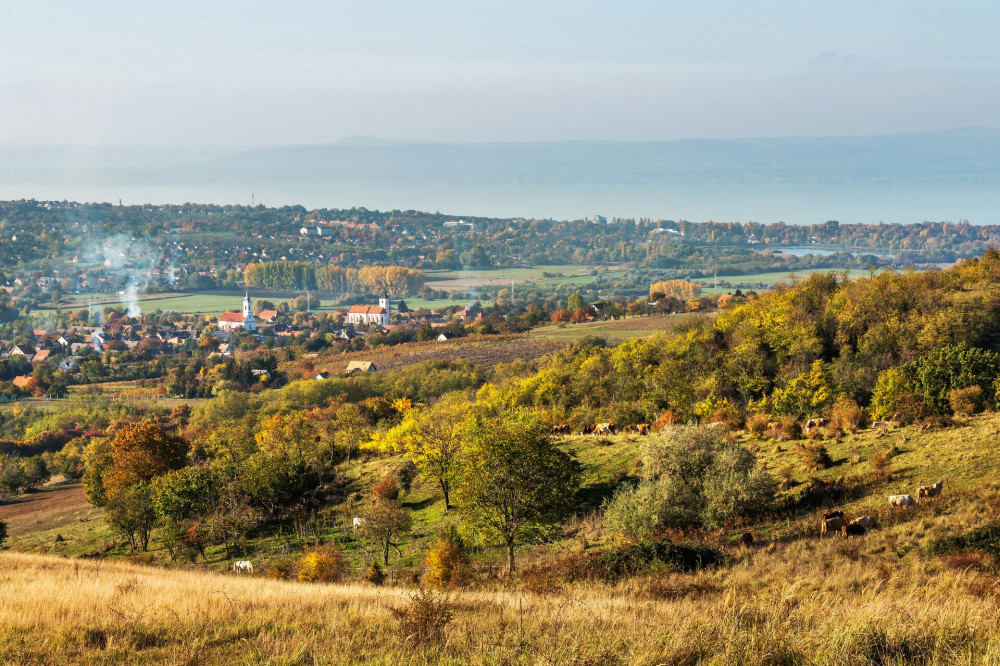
[[697, 268, 878, 294]]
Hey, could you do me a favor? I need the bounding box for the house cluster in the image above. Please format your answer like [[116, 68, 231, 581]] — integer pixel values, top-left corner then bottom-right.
[[2, 323, 200, 376]]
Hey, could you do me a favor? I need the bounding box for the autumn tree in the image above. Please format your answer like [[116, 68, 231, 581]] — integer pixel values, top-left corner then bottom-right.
[[372, 394, 466, 510], [101, 422, 189, 502], [456, 407, 581, 573]]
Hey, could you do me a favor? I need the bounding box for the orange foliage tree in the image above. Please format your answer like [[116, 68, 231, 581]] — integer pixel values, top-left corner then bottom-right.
[[102, 422, 189, 502]]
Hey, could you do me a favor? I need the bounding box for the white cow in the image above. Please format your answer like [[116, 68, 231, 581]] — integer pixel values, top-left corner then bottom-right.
[[851, 516, 878, 530], [888, 494, 916, 507], [233, 560, 254, 575], [352, 517, 365, 531]]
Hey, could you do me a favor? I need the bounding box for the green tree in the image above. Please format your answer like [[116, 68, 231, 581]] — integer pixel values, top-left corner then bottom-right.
[[604, 425, 776, 534], [456, 407, 580, 573], [358, 497, 412, 566], [106, 483, 157, 552]]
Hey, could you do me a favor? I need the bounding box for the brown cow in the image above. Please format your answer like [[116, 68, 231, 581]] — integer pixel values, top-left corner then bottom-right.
[[917, 480, 944, 499], [583, 424, 597, 435], [842, 523, 866, 538], [739, 532, 754, 548], [821, 516, 847, 535], [823, 510, 845, 521], [634, 423, 651, 435]]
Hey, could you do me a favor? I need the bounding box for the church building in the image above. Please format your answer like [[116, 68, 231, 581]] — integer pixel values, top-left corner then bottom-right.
[[217, 293, 258, 332], [347, 293, 391, 326]]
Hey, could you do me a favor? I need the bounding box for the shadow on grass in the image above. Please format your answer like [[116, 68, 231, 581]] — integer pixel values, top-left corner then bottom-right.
[[575, 475, 638, 512]]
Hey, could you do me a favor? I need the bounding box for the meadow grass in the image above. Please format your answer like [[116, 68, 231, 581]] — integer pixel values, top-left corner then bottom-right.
[[6, 414, 1000, 663]]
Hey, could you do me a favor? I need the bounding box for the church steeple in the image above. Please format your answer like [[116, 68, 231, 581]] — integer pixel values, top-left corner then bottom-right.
[[243, 291, 252, 319]]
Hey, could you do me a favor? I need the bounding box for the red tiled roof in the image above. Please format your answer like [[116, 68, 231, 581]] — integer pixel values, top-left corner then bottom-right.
[[347, 305, 386, 314], [218, 312, 246, 323]]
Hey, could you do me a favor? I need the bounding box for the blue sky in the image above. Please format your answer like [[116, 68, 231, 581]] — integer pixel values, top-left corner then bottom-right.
[[2, 1, 998, 144]]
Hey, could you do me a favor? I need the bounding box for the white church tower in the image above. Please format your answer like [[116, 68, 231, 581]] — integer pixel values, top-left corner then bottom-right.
[[378, 291, 391, 312], [243, 292, 257, 332]]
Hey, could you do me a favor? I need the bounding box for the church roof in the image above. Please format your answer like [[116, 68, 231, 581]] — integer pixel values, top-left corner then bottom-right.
[[347, 305, 386, 314], [219, 312, 247, 323]]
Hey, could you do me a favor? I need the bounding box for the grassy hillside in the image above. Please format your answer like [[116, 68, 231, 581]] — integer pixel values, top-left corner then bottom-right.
[[6, 410, 1000, 663]]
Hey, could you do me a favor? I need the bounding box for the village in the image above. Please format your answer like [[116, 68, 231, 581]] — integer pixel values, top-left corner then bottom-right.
[[0, 290, 484, 399]]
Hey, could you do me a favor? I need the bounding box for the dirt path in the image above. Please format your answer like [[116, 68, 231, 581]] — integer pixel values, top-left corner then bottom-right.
[[0, 485, 91, 536]]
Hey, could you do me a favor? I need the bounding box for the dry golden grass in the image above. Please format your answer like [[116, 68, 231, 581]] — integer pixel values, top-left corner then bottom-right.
[[4, 489, 1000, 666], [7, 414, 1000, 664]]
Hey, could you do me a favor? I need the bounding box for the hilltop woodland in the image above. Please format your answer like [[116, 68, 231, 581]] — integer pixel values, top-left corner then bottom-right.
[[0, 199, 995, 318], [8, 253, 1000, 662]]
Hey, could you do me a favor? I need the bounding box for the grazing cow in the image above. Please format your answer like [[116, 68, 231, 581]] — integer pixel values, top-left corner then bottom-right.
[[233, 560, 254, 575], [888, 494, 916, 507], [739, 532, 754, 548], [871, 420, 891, 429], [851, 516, 878, 530], [583, 424, 597, 435], [595, 422, 618, 436], [917, 480, 944, 499], [635, 423, 651, 435], [352, 516, 365, 530], [550, 424, 570, 435], [821, 516, 847, 535], [823, 510, 845, 521], [842, 523, 867, 538]]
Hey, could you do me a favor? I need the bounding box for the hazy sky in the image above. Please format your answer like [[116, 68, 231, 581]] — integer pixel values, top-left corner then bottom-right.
[[2, 1, 998, 145]]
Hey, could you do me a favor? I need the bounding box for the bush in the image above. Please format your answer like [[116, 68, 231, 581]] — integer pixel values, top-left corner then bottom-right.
[[0, 520, 6, 548], [604, 426, 776, 532], [560, 539, 722, 583], [799, 444, 833, 472], [949, 385, 983, 417], [929, 524, 1000, 556], [423, 528, 469, 589], [778, 416, 802, 441], [390, 587, 454, 647], [745, 413, 771, 438], [868, 451, 893, 482], [362, 560, 387, 586], [297, 544, 347, 583], [653, 410, 681, 432], [372, 477, 400, 502], [830, 398, 866, 434]]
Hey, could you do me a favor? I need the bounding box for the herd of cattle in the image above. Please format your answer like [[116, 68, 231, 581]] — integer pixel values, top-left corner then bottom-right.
[[551, 422, 651, 436], [820, 480, 945, 538], [558, 413, 906, 440]]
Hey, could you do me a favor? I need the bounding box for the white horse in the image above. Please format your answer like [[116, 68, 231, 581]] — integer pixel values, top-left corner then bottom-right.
[[352, 517, 365, 531], [233, 560, 254, 575]]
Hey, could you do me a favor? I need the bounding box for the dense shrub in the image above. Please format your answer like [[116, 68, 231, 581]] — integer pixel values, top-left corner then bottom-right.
[[604, 426, 776, 533], [297, 545, 347, 583], [798, 444, 833, 472], [745, 413, 771, 438], [560, 539, 723, 583], [362, 560, 387, 586], [830, 398, 866, 433], [423, 528, 469, 589], [778, 416, 802, 441], [929, 525, 1000, 556], [263, 557, 297, 580], [949, 385, 983, 416]]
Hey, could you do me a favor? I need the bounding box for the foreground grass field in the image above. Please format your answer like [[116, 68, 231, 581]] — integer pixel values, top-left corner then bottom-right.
[[6, 413, 1000, 663], [3, 487, 1000, 666]]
